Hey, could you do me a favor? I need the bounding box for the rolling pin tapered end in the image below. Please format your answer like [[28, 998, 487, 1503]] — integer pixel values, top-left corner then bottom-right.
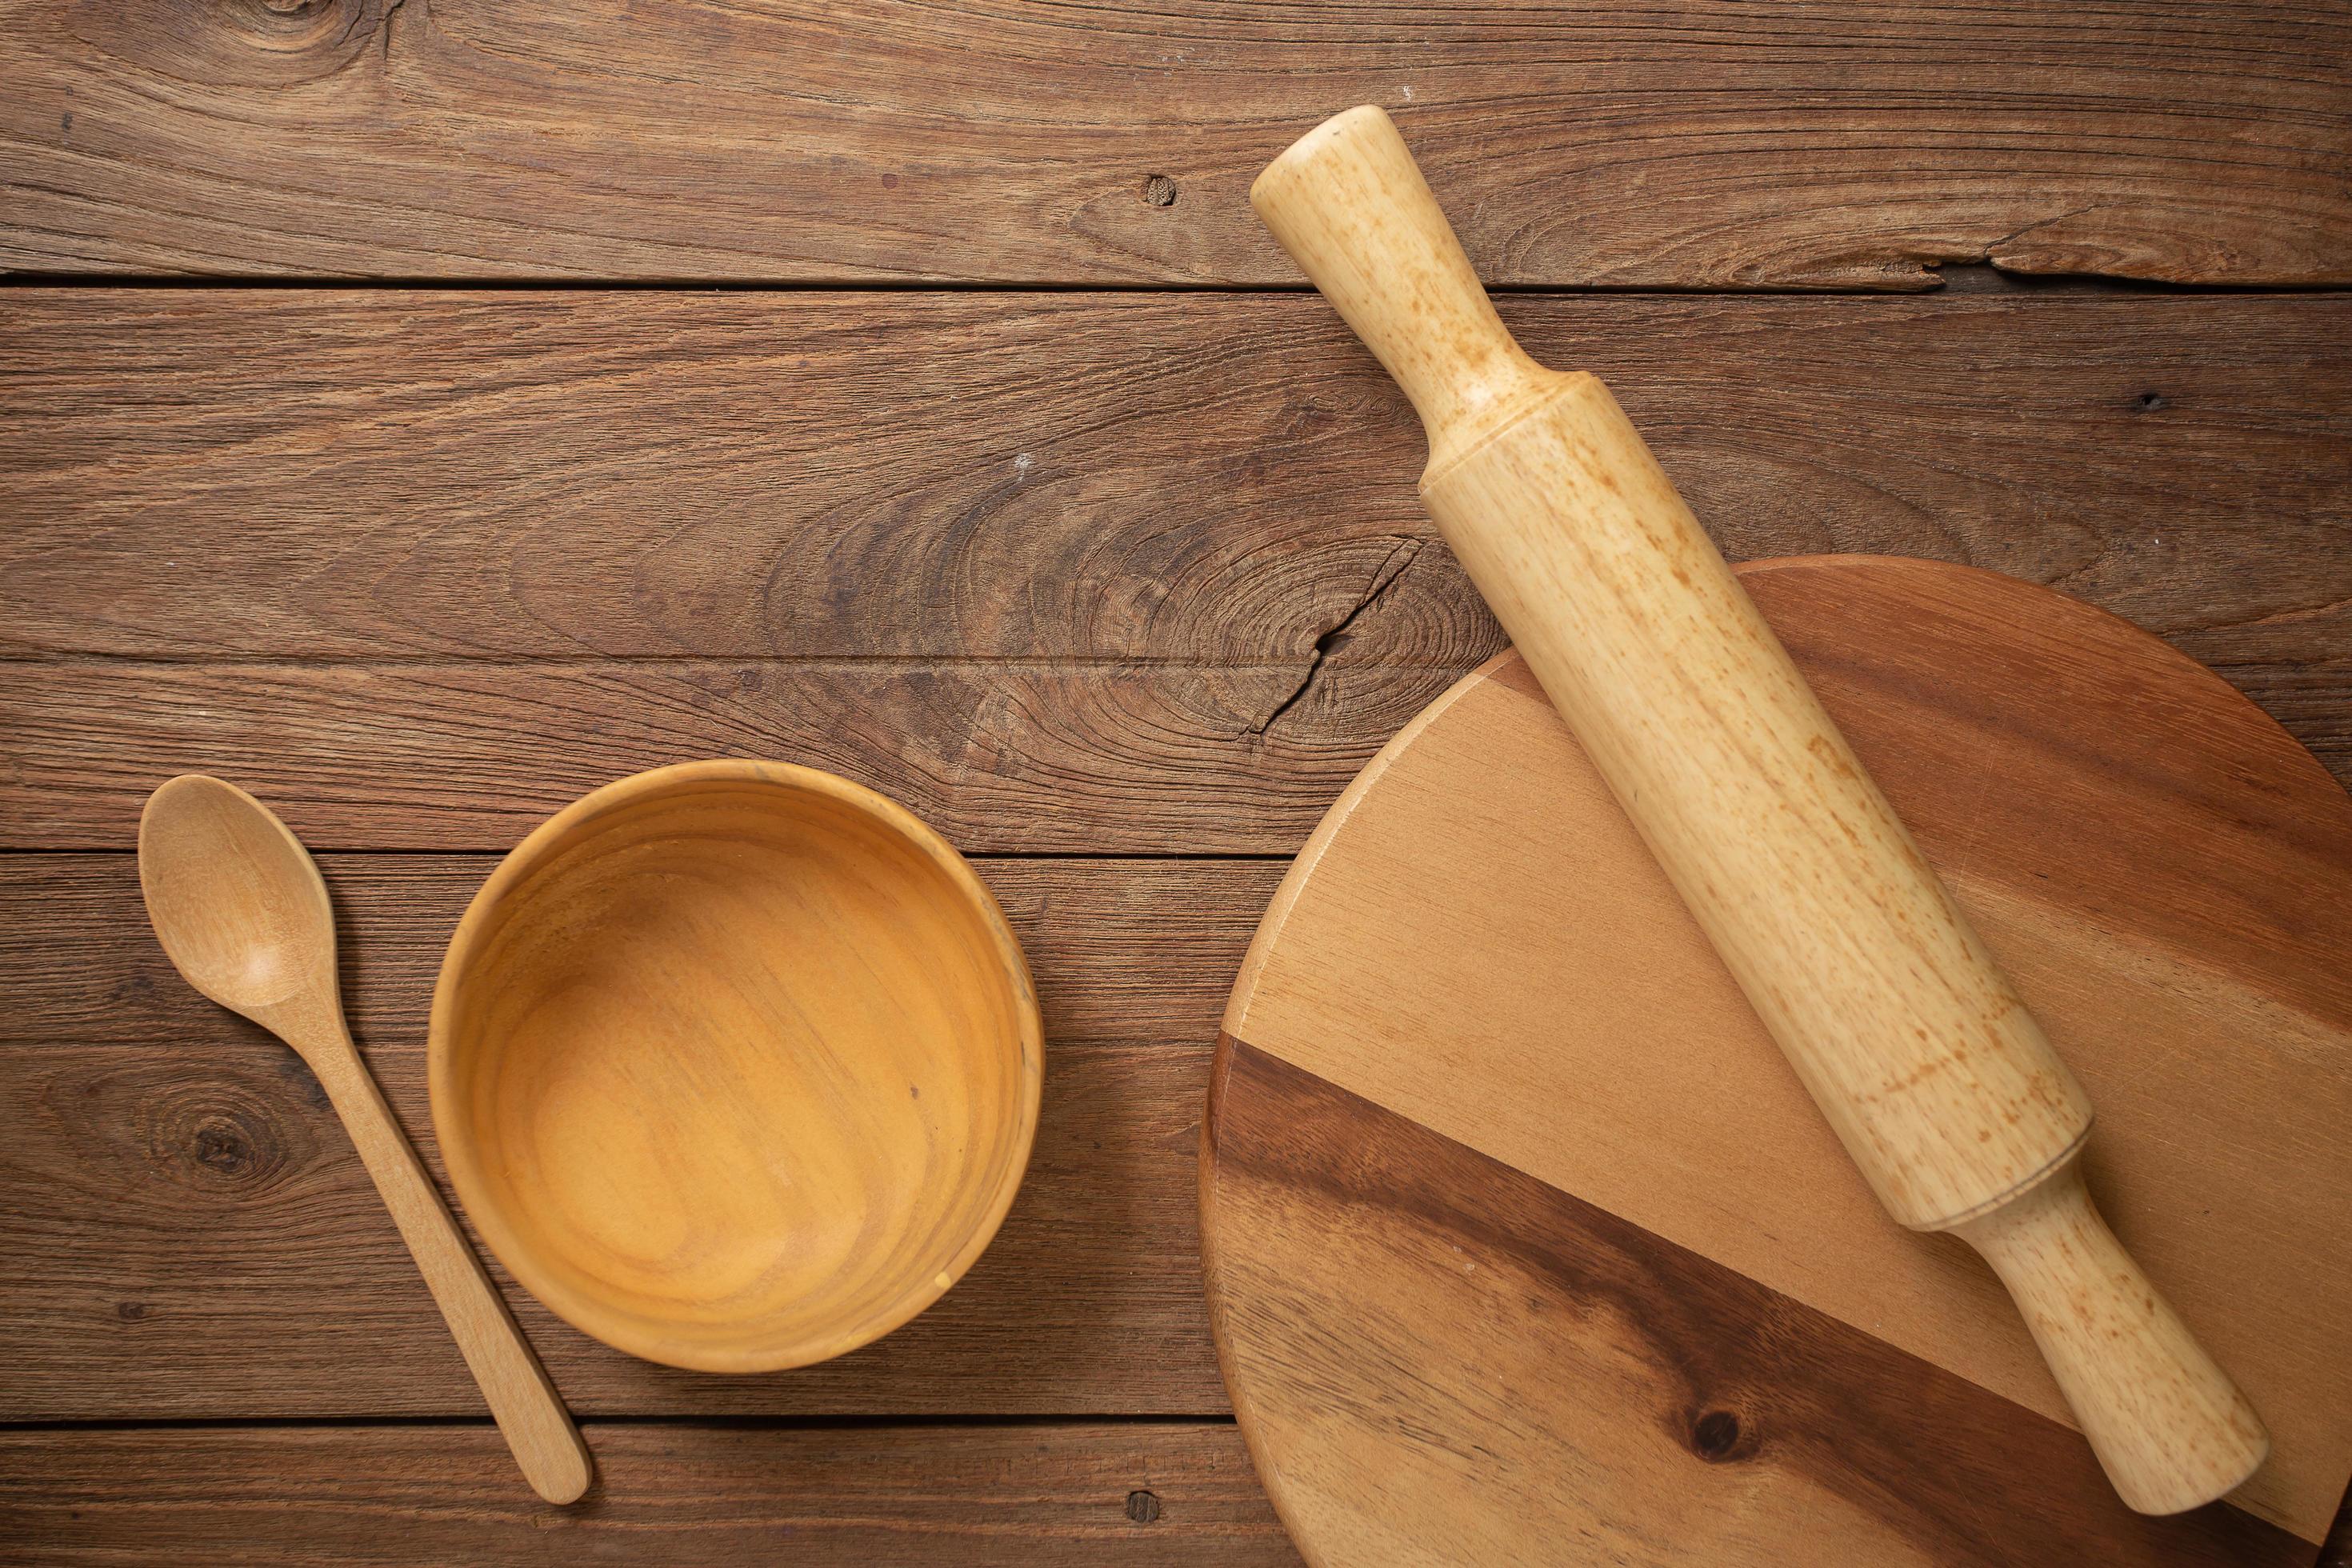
[[1252, 105, 1544, 453], [1954, 1164, 2267, 1514]]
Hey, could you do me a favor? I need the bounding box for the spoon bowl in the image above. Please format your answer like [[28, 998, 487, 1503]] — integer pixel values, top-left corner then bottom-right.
[[138, 774, 337, 1026], [429, 760, 1042, 1374]]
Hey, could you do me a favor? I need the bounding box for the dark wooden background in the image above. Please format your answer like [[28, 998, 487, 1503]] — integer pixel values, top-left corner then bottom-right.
[[2, 2, 2347, 1562]]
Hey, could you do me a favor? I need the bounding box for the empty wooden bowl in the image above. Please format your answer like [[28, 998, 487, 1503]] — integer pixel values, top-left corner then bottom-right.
[[429, 761, 1042, 1374]]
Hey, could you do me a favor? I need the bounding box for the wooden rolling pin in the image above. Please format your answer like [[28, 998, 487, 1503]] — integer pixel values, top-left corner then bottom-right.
[[1251, 105, 2266, 1516]]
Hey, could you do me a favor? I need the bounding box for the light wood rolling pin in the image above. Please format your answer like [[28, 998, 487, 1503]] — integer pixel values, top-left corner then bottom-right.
[[1251, 105, 2267, 1516]]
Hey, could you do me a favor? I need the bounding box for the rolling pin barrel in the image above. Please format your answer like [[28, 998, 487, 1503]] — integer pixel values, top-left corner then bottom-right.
[[1251, 103, 2266, 1515]]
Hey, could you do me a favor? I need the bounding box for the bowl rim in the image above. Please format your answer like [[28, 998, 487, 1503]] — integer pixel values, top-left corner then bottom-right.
[[426, 758, 1044, 1374]]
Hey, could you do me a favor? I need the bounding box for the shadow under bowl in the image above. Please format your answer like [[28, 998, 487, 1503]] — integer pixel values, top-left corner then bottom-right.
[[428, 760, 1042, 1374]]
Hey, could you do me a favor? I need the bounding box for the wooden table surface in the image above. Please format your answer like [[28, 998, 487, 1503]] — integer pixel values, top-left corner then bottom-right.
[[2, 3, 2347, 1562]]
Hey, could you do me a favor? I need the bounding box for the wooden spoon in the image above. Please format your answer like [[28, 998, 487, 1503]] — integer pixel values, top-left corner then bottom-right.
[[138, 774, 593, 1505]]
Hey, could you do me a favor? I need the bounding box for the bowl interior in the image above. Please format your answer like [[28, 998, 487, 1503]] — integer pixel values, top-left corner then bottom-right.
[[433, 764, 1039, 1372]]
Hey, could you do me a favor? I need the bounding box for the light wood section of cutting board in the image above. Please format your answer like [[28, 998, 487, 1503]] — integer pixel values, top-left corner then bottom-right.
[[1205, 555, 2352, 1565]]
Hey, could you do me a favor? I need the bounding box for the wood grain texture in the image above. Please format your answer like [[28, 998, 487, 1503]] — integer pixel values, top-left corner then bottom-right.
[[1208, 1042, 2314, 1566], [1, 291, 2345, 678], [10, 650, 2339, 856], [0, 1035, 1220, 1419], [3, 292, 2348, 852], [3, 2, 2345, 1557], [0, 656, 1463, 854], [0, 1422, 1300, 1566], [0, 854, 1279, 1051], [1206, 558, 2352, 1555], [0, 855, 1258, 1419], [1, 1, 2346, 286], [0, 842, 1221, 1438], [431, 762, 1042, 1374]]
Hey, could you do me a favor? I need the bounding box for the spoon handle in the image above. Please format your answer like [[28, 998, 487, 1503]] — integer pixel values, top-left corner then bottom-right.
[[306, 1022, 594, 1505]]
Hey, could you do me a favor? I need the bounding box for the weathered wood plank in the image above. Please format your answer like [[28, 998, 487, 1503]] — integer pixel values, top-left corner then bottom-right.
[[5, 650, 2340, 854], [1, 0, 2344, 286], [1, 1037, 1221, 1418], [3, 293, 2345, 849], [0, 854, 1266, 1419], [1, 292, 2346, 675], [0, 854, 1277, 1050], [0, 658, 1461, 852], [0, 1422, 1300, 1566]]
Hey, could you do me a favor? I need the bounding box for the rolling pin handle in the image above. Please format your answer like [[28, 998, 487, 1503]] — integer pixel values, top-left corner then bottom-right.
[[1250, 105, 1546, 451], [1952, 1162, 2267, 1514]]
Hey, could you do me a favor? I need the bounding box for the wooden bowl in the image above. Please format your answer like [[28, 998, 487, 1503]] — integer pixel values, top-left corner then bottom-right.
[[428, 760, 1042, 1374]]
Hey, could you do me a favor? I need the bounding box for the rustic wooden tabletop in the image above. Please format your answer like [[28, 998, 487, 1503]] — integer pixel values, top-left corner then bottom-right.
[[2, 2, 2347, 1562]]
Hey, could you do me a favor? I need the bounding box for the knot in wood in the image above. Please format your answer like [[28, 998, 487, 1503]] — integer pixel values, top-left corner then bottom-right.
[[1690, 1408, 1744, 1462], [226, 0, 347, 43], [210, 0, 390, 66], [145, 1081, 295, 1194]]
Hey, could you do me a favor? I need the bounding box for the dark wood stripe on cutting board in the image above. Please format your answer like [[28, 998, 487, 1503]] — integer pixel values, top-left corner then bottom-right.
[[1204, 1035, 2317, 1566]]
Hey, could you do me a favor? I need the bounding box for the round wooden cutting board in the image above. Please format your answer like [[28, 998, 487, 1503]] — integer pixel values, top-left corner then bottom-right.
[[1202, 556, 2352, 1567]]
